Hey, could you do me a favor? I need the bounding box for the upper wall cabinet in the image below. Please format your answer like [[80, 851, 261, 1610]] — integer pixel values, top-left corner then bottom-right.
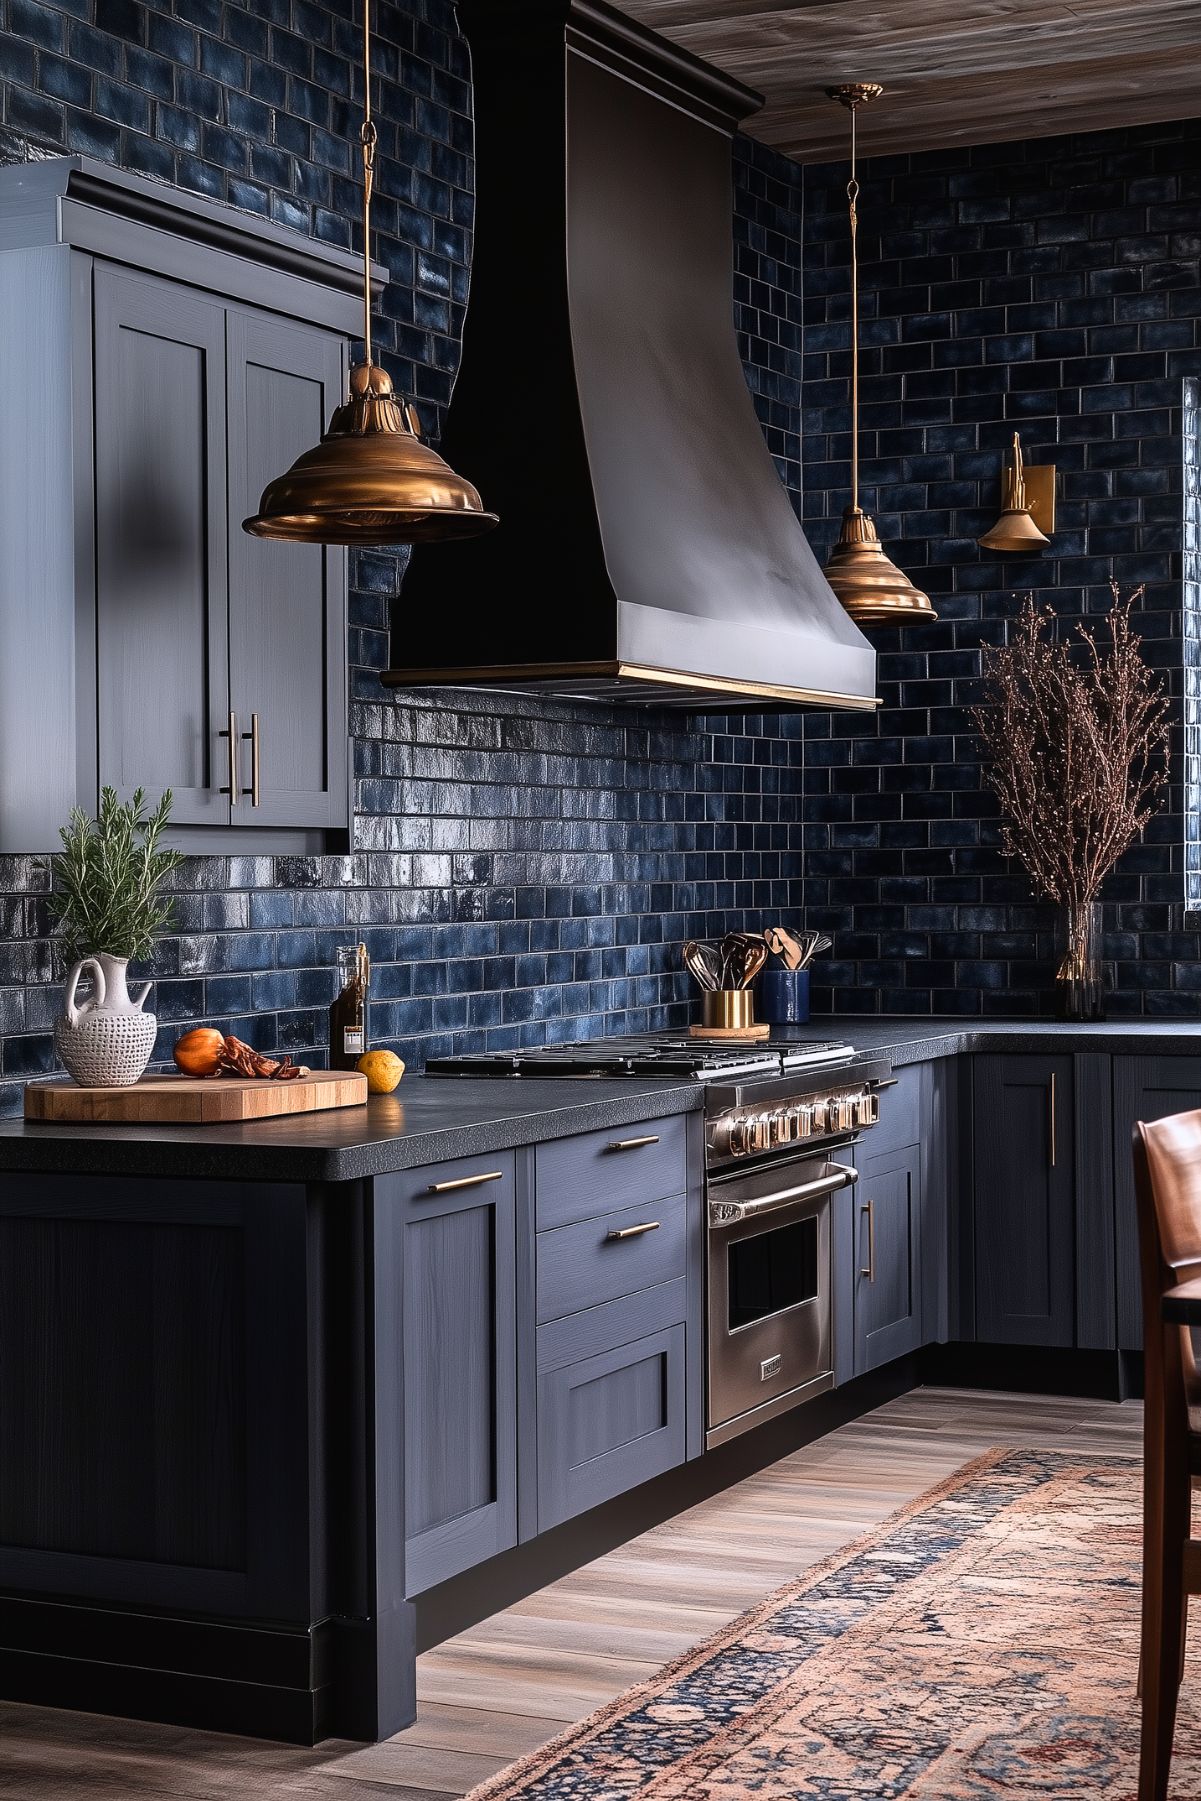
[[0, 157, 384, 851]]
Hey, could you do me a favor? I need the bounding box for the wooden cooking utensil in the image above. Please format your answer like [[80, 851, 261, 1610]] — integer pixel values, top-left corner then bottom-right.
[[765, 926, 804, 970]]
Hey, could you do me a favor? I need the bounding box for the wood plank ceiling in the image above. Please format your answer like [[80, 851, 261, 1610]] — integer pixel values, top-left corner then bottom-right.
[[613, 0, 1201, 161]]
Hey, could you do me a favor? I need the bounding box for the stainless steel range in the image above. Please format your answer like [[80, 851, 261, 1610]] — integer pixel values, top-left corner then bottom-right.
[[425, 1034, 892, 1449]]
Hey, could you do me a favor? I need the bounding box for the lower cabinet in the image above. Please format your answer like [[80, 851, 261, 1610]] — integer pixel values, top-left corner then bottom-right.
[[392, 1153, 518, 1596], [1112, 1056, 1201, 1350], [537, 1308, 688, 1531], [853, 1137, 922, 1374], [397, 1115, 699, 1592], [972, 1055, 1076, 1347]]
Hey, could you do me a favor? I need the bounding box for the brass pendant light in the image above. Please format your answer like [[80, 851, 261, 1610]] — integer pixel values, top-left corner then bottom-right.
[[977, 432, 1051, 552], [822, 84, 935, 627], [244, 0, 497, 546]]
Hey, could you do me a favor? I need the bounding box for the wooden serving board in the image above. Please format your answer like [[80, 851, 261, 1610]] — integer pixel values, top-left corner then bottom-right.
[[24, 1069, 368, 1124], [688, 1023, 771, 1040]]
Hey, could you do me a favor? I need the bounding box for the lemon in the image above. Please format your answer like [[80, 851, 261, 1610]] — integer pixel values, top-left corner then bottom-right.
[[357, 1049, 405, 1094]]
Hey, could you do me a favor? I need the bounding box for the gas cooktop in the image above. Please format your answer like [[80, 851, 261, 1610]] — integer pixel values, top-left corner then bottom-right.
[[423, 1034, 856, 1081]]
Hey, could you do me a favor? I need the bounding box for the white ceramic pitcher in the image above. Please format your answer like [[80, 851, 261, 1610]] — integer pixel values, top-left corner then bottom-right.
[[54, 953, 157, 1087]]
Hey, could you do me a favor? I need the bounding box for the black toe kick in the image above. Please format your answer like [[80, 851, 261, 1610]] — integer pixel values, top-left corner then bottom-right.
[[0, 1595, 344, 1744]]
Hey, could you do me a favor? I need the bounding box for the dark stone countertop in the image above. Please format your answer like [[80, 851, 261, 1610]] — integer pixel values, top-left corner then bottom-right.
[[3, 1017, 1199, 1185], [803, 1016, 1201, 1068], [0, 1076, 703, 1184]]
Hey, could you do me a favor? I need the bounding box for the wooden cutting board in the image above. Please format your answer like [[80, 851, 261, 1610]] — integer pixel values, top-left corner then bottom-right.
[[24, 1068, 369, 1124]]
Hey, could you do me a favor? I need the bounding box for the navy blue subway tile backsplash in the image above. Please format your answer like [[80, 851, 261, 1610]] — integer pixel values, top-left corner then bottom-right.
[[0, 0, 808, 1110], [800, 120, 1201, 1018], [1, 2, 1199, 1108]]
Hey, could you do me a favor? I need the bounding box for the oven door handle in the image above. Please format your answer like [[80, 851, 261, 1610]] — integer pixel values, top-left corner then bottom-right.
[[709, 1160, 857, 1226]]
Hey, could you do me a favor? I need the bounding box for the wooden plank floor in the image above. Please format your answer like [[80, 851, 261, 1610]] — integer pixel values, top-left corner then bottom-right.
[[0, 1387, 1143, 1799]]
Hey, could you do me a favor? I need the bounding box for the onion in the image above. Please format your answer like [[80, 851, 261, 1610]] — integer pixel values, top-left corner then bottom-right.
[[173, 1027, 225, 1078]]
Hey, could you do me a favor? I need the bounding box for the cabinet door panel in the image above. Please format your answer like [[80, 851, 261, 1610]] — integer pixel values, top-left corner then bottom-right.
[[94, 266, 230, 823], [226, 308, 347, 829], [855, 1139, 921, 1374], [1112, 1057, 1201, 1350], [973, 1055, 1075, 1347], [537, 1324, 686, 1532], [398, 1161, 517, 1595]]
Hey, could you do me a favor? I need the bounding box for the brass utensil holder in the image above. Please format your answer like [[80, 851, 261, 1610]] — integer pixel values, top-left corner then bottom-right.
[[692, 990, 770, 1039]]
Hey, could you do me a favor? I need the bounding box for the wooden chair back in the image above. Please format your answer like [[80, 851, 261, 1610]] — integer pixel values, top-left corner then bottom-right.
[[1134, 1110, 1201, 1417]]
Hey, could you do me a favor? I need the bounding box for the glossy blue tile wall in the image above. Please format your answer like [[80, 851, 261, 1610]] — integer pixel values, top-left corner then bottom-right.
[[800, 121, 1201, 1016], [0, 2, 807, 1109]]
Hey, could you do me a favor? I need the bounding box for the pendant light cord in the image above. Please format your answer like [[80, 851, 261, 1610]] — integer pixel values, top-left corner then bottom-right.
[[847, 100, 860, 515], [360, 0, 376, 369]]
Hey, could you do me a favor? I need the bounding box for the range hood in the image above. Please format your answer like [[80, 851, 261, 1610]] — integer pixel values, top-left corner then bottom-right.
[[382, 0, 877, 712]]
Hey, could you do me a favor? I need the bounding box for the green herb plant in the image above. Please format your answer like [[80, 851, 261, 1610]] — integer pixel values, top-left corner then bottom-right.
[[47, 787, 184, 965]]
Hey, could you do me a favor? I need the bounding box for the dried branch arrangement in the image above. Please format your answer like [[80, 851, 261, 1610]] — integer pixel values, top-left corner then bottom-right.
[[971, 586, 1170, 988]]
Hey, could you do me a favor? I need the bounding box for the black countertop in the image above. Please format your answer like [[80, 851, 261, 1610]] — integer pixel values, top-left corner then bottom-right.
[[2, 1017, 1199, 1183], [0, 1076, 703, 1184], [799, 1016, 1201, 1067]]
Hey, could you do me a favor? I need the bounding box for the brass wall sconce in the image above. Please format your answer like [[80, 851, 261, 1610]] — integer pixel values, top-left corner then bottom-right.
[[977, 433, 1054, 553]]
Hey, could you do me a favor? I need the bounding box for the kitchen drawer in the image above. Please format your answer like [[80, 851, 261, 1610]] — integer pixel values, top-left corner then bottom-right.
[[537, 1192, 687, 1325], [535, 1114, 688, 1231], [388, 1149, 516, 1213], [537, 1276, 688, 1374], [537, 1322, 687, 1531]]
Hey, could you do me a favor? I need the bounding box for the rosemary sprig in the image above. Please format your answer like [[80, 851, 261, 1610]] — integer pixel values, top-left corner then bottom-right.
[[46, 787, 184, 964]]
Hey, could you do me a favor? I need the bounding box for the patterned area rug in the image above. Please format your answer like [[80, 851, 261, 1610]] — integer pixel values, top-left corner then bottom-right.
[[464, 1448, 1179, 1800]]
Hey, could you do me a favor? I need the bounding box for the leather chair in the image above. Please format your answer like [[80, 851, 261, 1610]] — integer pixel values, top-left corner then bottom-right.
[[1134, 1111, 1201, 1801]]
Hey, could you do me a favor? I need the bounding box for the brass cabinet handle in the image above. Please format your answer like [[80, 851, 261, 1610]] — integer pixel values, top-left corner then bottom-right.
[[860, 1197, 876, 1282], [242, 713, 261, 807], [605, 1220, 661, 1241], [1049, 1072, 1057, 1168], [426, 1170, 504, 1195], [607, 1134, 661, 1151], [220, 710, 239, 805]]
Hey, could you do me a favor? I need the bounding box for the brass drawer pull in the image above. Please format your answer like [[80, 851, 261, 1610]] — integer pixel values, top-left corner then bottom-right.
[[607, 1134, 661, 1151], [605, 1220, 661, 1241], [860, 1197, 876, 1282], [1049, 1071, 1057, 1168], [242, 712, 261, 807], [220, 710, 239, 805], [426, 1170, 504, 1194]]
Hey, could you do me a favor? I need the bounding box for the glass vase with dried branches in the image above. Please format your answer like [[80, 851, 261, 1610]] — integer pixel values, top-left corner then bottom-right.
[[971, 587, 1169, 1019]]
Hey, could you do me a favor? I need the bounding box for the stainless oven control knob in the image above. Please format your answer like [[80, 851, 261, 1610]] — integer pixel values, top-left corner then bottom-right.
[[792, 1103, 813, 1138], [723, 1116, 749, 1157], [847, 1090, 877, 1129], [810, 1099, 829, 1134], [771, 1108, 792, 1146], [750, 1111, 771, 1153]]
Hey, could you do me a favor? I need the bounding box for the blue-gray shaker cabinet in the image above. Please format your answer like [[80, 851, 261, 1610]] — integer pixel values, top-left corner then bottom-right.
[[0, 157, 367, 851], [531, 1118, 697, 1532], [853, 1137, 922, 1375], [388, 1152, 519, 1597], [972, 1055, 1076, 1347]]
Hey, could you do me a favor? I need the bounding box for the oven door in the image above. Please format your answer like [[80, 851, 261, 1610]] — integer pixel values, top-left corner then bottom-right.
[[706, 1155, 854, 1449]]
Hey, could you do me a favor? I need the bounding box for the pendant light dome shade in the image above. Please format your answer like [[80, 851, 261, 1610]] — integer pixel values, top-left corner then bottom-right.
[[823, 84, 934, 627], [824, 506, 936, 626], [242, 0, 495, 549], [244, 364, 498, 545]]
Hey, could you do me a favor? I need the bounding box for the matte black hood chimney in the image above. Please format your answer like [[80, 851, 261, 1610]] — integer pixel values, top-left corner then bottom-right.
[[382, 0, 877, 712]]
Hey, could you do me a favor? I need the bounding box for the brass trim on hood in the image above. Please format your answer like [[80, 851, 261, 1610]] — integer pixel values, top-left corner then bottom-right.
[[380, 661, 882, 710]]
